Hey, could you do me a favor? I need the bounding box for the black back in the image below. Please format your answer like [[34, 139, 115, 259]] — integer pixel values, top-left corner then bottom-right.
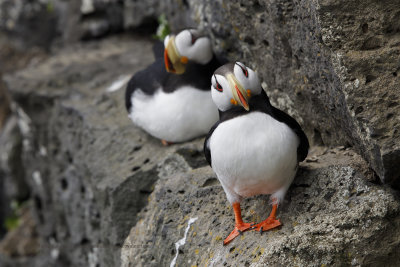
[[204, 90, 309, 166], [125, 42, 222, 112], [152, 40, 164, 59]]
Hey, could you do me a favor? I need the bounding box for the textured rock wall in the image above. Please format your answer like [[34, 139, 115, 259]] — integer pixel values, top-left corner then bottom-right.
[[0, 0, 193, 48], [3, 36, 158, 266], [184, 0, 400, 185], [0, 78, 10, 130]]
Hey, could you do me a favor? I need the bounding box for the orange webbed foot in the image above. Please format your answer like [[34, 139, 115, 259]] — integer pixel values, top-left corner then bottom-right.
[[252, 203, 281, 234], [252, 217, 281, 233], [223, 222, 254, 245]]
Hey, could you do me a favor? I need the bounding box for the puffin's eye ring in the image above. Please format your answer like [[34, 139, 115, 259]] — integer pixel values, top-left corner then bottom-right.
[[243, 68, 248, 78], [236, 62, 248, 78], [216, 82, 223, 92], [214, 75, 223, 92]]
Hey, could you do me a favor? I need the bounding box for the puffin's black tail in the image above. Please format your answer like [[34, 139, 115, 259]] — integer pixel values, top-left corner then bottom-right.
[[125, 77, 135, 112]]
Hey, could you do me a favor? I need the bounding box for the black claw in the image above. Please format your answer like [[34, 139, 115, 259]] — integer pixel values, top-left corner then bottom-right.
[[250, 223, 256, 226], [238, 230, 243, 235], [259, 226, 263, 234]]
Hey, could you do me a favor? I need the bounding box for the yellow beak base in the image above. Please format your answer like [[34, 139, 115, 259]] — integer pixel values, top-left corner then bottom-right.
[[227, 74, 250, 111], [164, 36, 187, 75]]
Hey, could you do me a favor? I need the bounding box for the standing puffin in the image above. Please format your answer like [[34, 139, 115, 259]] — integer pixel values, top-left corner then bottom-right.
[[204, 62, 309, 245], [125, 29, 221, 145]]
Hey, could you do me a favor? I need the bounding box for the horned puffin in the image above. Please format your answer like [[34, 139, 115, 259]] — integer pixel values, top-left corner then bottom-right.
[[125, 29, 221, 145], [204, 62, 309, 245]]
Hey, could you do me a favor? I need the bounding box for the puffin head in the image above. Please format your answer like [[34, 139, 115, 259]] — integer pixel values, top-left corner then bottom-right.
[[211, 62, 261, 111], [164, 29, 213, 74]]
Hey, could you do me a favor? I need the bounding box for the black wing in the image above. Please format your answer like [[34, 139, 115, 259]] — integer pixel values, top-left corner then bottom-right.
[[270, 106, 309, 162], [125, 60, 167, 112], [203, 120, 221, 166], [125, 77, 136, 112], [248, 90, 309, 162]]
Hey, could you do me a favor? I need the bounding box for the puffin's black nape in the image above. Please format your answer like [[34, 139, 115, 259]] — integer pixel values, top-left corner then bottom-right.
[[214, 63, 235, 76]]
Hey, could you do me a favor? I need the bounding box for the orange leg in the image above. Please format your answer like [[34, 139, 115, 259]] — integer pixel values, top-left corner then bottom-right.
[[161, 140, 173, 146], [224, 202, 253, 245], [252, 204, 281, 233]]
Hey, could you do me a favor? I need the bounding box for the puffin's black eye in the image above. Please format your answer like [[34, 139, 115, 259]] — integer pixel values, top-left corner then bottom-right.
[[190, 31, 198, 44], [243, 68, 248, 77], [216, 82, 223, 92], [191, 35, 197, 44], [214, 75, 223, 92]]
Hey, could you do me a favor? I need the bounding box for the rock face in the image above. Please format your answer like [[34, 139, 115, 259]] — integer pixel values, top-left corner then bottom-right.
[[183, 0, 400, 186], [0, 78, 10, 130], [3, 35, 160, 266], [0, 0, 58, 48], [0, 0, 193, 48]]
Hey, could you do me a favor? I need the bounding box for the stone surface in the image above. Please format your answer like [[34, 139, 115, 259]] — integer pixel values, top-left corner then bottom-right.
[[122, 148, 400, 266], [0, 31, 47, 242], [3, 35, 158, 266], [184, 0, 400, 185], [0, 78, 10, 130], [0, 0, 194, 48], [0, 0, 58, 48], [1, 34, 207, 267], [0, 205, 39, 258]]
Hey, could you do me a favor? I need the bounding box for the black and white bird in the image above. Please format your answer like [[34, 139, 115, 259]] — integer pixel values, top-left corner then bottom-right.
[[125, 29, 221, 145], [204, 62, 309, 245]]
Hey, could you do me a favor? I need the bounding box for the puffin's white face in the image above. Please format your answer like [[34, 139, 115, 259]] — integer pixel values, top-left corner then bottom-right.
[[164, 29, 213, 74], [211, 62, 261, 112]]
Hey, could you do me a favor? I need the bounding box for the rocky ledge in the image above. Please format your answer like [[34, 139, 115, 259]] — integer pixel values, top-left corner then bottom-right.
[[122, 146, 400, 267], [1, 34, 399, 266]]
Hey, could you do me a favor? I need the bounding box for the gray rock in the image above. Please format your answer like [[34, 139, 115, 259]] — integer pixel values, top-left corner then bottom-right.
[[0, 0, 58, 48], [0, 0, 193, 48], [0, 77, 10, 129], [3, 35, 162, 266], [1, 35, 221, 266], [183, 0, 400, 185], [121, 150, 400, 266], [0, 0, 123, 47]]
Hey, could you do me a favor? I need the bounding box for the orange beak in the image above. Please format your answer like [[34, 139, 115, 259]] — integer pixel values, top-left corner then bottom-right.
[[227, 74, 250, 111], [164, 49, 176, 73], [235, 84, 249, 111], [163, 35, 187, 74]]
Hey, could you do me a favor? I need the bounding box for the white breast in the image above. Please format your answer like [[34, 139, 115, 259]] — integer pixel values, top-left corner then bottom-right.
[[209, 112, 299, 203], [129, 86, 219, 142]]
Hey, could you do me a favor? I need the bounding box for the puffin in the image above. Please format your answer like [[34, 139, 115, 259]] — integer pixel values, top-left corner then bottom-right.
[[204, 62, 309, 245], [125, 29, 221, 145]]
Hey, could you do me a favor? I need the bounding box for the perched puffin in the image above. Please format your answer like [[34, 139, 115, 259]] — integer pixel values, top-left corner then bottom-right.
[[204, 62, 309, 245], [125, 29, 221, 145]]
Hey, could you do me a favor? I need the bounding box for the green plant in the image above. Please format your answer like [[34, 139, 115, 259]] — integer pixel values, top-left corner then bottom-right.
[[154, 14, 171, 41], [46, 0, 55, 13], [4, 200, 21, 231]]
